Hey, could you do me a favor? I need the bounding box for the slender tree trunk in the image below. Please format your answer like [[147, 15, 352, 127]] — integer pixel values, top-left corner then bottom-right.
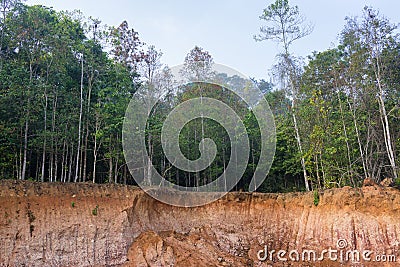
[[337, 91, 354, 186], [314, 154, 321, 188], [15, 152, 19, 180], [61, 140, 66, 183], [108, 155, 113, 183], [83, 73, 94, 183], [83, 130, 88, 182], [223, 145, 227, 192], [22, 62, 34, 181], [283, 52, 310, 191], [320, 153, 327, 188], [291, 106, 309, 191], [194, 127, 200, 190], [93, 106, 102, 183], [35, 156, 40, 182], [68, 144, 74, 183], [21, 117, 29, 180], [79, 143, 84, 182], [93, 128, 98, 184], [51, 94, 57, 182], [0, 1, 9, 72], [54, 144, 58, 182], [114, 158, 118, 184], [41, 90, 48, 182], [18, 144, 22, 180], [108, 135, 113, 183], [65, 143, 70, 183], [347, 96, 368, 179], [74, 54, 84, 182], [147, 132, 152, 186], [371, 43, 397, 179], [377, 89, 397, 179], [49, 152, 53, 182], [123, 165, 127, 185]]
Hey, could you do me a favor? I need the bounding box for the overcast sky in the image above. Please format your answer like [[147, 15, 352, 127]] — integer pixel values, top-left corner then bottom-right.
[[25, 0, 399, 79]]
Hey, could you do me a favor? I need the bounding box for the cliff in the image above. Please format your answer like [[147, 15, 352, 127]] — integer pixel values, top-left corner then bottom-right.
[[0, 180, 399, 266]]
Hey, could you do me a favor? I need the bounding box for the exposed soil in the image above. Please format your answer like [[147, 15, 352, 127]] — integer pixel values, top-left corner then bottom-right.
[[0, 180, 400, 266]]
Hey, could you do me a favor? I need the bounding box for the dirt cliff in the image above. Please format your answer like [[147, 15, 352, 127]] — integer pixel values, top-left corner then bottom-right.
[[0, 180, 399, 266]]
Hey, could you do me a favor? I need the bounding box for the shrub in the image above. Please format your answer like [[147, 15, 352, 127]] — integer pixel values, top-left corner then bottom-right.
[[313, 190, 320, 206], [92, 205, 99, 216]]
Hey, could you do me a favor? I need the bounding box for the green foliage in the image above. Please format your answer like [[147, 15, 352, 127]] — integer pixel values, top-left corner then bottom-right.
[[92, 205, 98, 216], [0, 1, 399, 195], [0, 2, 139, 183], [313, 190, 320, 206]]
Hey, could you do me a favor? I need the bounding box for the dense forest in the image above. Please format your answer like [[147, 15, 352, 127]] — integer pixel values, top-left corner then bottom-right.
[[0, 0, 399, 192]]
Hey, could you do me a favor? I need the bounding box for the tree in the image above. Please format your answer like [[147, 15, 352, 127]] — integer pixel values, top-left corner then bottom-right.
[[180, 46, 214, 82], [255, 0, 313, 191], [341, 7, 399, 181], [179, 46, 215, 189], [140, 45, 163, 185], [111, 20, 143, 74], [359, 7, 398, 180]]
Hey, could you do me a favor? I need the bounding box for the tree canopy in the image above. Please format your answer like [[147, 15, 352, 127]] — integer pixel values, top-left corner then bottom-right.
[[0, 0, 399, 192]]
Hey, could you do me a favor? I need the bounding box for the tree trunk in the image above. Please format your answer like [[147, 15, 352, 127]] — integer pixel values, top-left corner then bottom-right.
[[61, 140, 66, 183], [108, 155, 113, 183], [123, 165, 127, 185], [21, 118, 29, 180], [347, 97, 368, 179], [223, 145, 227, 192], [84, 71, 94, 183], [337, 91, 354, 186], [291, 107, 309, 191], [74, 53, 84, 182], [41, 90, 48, 182], [52, 94, 58, 182], [371, 40, 397, 180], [83, 129, 88, 182], [114, 158, 118, 184], [283, 52, 310, 191], [54, 142, 58, 182], [147, 132, 152, 186], [68, 144, 74, 183], [93, 132, 98, 184], [377, 89, 397, 179]]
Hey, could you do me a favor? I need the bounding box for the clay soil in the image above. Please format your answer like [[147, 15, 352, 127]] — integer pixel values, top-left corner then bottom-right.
[[0, 180, 400, 266]]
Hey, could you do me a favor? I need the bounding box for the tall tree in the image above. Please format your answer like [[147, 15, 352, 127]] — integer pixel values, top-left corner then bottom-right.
[[360, 7, 398, 180], [111, 20, 143, 74], [255, 0, 313, 191], [180, 46, 214, 82], [341, 7, 399, 181]]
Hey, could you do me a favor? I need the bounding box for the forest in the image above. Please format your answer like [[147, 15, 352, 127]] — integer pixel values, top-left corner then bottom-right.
[[0, 0, 399, 192]]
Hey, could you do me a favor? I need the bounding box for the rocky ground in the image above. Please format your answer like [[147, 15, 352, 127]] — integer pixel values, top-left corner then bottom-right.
[[0, 180, 399, 266]]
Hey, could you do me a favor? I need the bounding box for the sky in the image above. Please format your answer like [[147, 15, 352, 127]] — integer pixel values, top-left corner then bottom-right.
[[25, 0, 400, 79]]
